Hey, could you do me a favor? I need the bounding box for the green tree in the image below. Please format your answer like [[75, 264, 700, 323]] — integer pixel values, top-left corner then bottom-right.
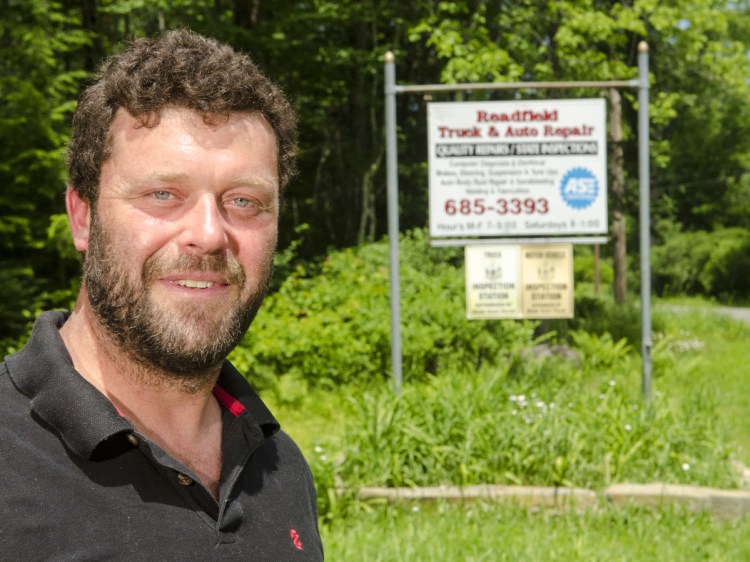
[[406, 0, 750, 280], [0, 0, 89, 346], [3, 0, 750, 347]]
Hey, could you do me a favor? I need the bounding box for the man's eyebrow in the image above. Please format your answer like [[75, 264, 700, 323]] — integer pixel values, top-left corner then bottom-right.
[[131, 172, 190, 186], [228, 176, 279, 191], [129, 173, 279, 190]]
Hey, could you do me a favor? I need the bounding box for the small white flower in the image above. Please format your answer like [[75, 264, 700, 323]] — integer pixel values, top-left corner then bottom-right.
[[624, 424, 632, 431], [609, 380, 616, 387], [411, 505, 420, 512], [549, 402, 556, 409], [314, 445, 324, 454], [511, 409, 517, 415], [682, 463, 690, 471], [320, 455, 328, 462]]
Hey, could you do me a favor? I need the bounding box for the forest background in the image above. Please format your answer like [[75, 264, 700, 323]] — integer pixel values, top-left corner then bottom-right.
[[2, 0, 750, 348]]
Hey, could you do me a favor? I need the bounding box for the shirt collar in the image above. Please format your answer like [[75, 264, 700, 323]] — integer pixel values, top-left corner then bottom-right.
[[215, 361, 280, 438], [5, 310, 279, 459]]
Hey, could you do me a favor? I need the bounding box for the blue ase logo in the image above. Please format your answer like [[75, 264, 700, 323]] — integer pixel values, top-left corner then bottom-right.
[[560, 167, 599, 210]]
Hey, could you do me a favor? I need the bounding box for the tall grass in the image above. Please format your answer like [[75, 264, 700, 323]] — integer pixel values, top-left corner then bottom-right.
[[308, 329, 737, 521], [653, 302, 750, 462], [298, 304, 747, 518], [260, 296, 750, 560]]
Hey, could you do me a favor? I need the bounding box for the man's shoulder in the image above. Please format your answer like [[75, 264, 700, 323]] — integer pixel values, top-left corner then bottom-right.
[[3, 310, 71, 388], [0, 357, 28, 410], [0, 361, 22, 436], [265, 429, 312, 468], [0, 355, 55, 468]]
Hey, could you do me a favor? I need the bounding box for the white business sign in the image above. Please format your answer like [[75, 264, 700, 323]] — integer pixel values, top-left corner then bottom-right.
[[428, 99, 607, 238]]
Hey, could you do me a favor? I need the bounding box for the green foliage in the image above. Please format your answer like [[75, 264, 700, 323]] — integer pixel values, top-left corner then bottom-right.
[[3, 0, 750, 344], [312, 351, 736, 520], [257, 299, 749, 532], [231, 229, 535, 389], [540, 290, 660, 352], [572, 293, 646, 347], [0, 1, 87, 345], [573, 245, 613, 286], [569, 330, 631, 370], [651, 304, 750, 460], [652, 227, 750, 301]]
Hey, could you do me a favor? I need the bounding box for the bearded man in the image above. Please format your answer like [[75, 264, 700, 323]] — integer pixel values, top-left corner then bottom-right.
[[0, 30, 323, 560]]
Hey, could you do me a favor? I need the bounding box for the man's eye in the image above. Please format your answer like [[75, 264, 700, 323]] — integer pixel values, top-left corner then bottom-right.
[[232, 197, 264, 212], [153, 191, 171, 200]]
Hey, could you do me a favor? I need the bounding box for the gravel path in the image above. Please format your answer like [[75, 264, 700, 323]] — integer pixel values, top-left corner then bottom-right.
[[713, 307, 750, 324], [658, 304, 750, 325]]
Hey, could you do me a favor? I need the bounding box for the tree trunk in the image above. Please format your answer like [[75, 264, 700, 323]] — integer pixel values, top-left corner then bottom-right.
[[357, 147, 383, 244], [609, 89, 627, 304], [80, 0, 103, 71]]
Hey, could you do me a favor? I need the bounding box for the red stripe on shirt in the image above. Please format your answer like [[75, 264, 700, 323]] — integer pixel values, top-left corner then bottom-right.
[[212, 384, 247, 417]]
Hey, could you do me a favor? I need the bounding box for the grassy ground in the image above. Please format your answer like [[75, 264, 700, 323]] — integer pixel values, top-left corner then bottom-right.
[[654, 300, 750, 462], [321, 502, 750, 561]]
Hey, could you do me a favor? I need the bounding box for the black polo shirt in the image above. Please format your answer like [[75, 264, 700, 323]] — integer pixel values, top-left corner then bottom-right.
[[0, 311, 323, 560]]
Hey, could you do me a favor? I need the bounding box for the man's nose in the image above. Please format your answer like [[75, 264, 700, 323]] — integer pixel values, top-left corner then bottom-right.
[[179, 195, 229, 254]]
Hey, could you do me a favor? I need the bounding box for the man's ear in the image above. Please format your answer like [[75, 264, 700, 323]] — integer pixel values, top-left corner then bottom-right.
[[66, 187, 91, 252]]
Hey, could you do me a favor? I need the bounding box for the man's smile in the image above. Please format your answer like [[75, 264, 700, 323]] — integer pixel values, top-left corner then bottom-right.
[[175, 279, 216, 289]]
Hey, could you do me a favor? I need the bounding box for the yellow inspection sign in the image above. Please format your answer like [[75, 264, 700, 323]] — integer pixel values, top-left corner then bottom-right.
[[465, 244, 573, 319], [465, 245, 522, 319], [520, 244, 574, 318]]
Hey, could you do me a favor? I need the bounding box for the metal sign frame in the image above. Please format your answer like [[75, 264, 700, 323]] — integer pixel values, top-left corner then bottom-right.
[[384, 43, 652, 400]]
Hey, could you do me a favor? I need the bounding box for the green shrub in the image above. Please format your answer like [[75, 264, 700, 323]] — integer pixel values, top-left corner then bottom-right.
[[233, 230, 672, 392], [573, 244, 613, 286], [569, 330, 631, 369], [701, 229, 750, 299], [230, 229, 536, 389], [540, 291, 664, 352], [652, 227, 750, 301]]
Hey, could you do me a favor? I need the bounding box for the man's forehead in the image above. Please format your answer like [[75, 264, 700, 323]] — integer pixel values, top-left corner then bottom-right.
[[107, 107, 276, 158], [115, 105, 271, 126]]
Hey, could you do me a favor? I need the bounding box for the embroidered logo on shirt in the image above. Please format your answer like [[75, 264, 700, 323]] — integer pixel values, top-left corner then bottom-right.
[[290, 529, 303, 551]]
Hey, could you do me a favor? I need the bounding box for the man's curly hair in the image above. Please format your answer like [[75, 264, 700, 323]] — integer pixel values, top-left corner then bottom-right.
[[67, 29, 297, 203]]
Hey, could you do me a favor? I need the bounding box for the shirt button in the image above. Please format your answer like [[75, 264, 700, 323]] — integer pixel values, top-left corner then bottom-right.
[[126, 433, 139, 447], [177, 473, 193, 486]]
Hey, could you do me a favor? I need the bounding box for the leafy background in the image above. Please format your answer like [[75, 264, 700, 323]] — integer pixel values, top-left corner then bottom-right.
[[3, 0, 750, 348]]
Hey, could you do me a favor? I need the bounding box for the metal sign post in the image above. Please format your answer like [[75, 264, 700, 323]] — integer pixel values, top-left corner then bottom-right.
[[638, 42, 653, 403], [384, 52, 403, 393], [383, 46, 651, 399]]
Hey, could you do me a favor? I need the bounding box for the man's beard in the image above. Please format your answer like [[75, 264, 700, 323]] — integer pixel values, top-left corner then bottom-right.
[[82, 214, 272, 387]]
